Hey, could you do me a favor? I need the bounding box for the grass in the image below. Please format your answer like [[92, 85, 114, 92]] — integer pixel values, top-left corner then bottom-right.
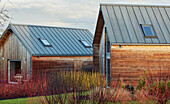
[[0, 96, 51, 104], [0, 91, 89, 104], [0, 97, 31, 104], [1, 98, 170, 104], [0, 94, 169, 104]]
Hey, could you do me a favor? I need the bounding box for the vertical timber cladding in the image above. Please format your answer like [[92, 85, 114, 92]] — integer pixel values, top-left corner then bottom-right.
[[93, 10, 105, 72], [0, 32, 31, 81], [111, 45, 170, 86], [93, 26, 106, 73], [32, 56, 93, 74], [93, 44, 100, 71]]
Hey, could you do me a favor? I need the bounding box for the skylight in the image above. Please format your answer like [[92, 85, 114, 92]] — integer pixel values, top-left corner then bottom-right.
[[141, 24, 156, 37], [39, 38, 51, 46], [80, 40, 91, 48]]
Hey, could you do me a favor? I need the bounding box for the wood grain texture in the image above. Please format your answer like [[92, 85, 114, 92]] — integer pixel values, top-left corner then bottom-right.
[[93, 10, 105, 71], [93, 27, 106, 72], [32, 56, 93, 74], [111, 45, 170, 86], [93, 44, 100, 71], [0, 32, 31, 82]]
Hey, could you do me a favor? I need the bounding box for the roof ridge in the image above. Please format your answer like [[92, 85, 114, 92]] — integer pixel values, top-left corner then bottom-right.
[[100, 3, 170, 7], [10, 23, 89, 31]]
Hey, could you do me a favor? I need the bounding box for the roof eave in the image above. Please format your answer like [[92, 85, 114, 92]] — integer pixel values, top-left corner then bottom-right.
[[100, 3, 170, 7], [9, 24, 33, 55], [0, 24, 10, 40], [111, 43, 170, 46], [93, 7, 102, 44], [32, 54, 93, 57]]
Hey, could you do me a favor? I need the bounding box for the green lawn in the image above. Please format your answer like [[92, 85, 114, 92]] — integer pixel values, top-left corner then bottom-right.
[[0, 96, 48, 104], [0, 97, 31, 104], [0, 95, 169, 104], [0, 92, 88, 104]]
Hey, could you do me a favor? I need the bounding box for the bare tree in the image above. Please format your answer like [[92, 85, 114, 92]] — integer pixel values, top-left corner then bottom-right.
[[0, 0, 12, 35]]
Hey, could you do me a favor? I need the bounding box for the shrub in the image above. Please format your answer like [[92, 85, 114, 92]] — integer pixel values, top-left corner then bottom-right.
[[89, 74, 134, 103], [45, 70, 105, 93], [40, 70, 105, 104], [136, 70, 170, 104], [137, 71, 146, 90], [0, 70, 104, 101], [0, 74, 48, 100]]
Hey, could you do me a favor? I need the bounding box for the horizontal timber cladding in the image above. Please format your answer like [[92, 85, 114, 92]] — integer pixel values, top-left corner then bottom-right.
[[0, 32, 31, 82], [32, 56, 93, 74], [111, 45, 170, 86], [32, 60, 74, 72], [82, 61, 93, 70]]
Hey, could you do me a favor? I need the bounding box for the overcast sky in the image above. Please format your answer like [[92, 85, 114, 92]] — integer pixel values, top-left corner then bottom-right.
[[1, 0, 170, 34]]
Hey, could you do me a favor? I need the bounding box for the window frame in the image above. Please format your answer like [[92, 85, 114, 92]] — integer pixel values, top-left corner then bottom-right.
[[39, 38, 52, 47], [8, 59, 21, 84], [140, 24, 157, 38], [80, 40, 91, 48]]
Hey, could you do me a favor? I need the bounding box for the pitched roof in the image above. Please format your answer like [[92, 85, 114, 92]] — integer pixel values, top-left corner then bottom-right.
[[99, 4, 170, 44], [4, 24, 93, 56]]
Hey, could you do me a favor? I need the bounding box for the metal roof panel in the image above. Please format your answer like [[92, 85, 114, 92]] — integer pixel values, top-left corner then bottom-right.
[[9, 24, 93, 56], [101, 4, 170, 44]]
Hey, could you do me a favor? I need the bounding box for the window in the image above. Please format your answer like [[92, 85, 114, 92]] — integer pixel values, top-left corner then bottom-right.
[[39, 38, 51, 46], [141, 24, 156, 38], [8, 60, 21, 83], [80, 40, 91, 48]]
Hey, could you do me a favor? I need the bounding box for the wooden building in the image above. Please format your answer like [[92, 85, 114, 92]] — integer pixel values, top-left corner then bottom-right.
[[93, 4, 170, 86], [0, 24, 93, 83]]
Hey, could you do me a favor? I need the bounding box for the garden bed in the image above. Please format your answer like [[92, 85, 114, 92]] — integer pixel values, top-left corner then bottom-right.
[[0, 70, 169, 104], [0, 93, 169, 104]]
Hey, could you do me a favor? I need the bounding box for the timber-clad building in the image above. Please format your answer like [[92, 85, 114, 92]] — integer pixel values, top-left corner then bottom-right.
[[93, 4, 170, 85], [0, 24, 93, 83]]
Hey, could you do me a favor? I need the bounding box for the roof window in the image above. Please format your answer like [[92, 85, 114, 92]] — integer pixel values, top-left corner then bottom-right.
[[141, 24, 156, 38], [39, 38, 51, 46], [80, 40, 91, 48]]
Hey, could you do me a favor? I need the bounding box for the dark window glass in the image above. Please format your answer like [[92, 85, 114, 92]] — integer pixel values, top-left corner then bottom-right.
[[141, 25, 156, 37], [143, 26, 154, 36], [10, 61, 21, 82]]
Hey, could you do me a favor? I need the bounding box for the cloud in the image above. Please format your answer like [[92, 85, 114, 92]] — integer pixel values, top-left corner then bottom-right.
[[2, 0, 170, 34]]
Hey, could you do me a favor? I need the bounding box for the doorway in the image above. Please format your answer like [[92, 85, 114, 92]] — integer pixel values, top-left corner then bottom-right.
[[8, 60, 21, 83]]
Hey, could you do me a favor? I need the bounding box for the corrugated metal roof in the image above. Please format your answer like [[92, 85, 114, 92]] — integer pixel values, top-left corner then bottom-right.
[[9, 24, 93, 56], [101, 4, 170, 44]]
